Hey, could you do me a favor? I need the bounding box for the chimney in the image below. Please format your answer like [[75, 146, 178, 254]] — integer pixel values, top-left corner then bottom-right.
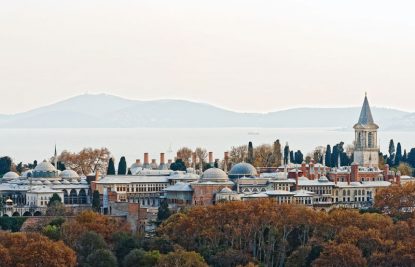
[[295, 169, 299, 191], [301, 161, 307, 177], [192, 153, 197, 169], [310, 161, 315, 180], [176, 152, 181, 160], [351, 162, 358, 183], [135, 159, 141, 165], [143, 153, 150, 169], [95, 171, 100, 181], [160, 153, 165, 164], [383, 164, 390, 181], [209, 152, 213, 165], [168, 159, 172, 164], [396, 171, 401, 185], [224, 152, 229, 172]]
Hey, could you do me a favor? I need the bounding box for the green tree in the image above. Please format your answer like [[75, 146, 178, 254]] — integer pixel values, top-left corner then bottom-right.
[[118, 156, 127, 175], [156, 250, 208, 267], [85, 249, 117, 267], [157, 200, 171, 222], [396, 142, 402, 166], [325, 145, 331, 167], [170, 159, 186, 171], [273, 139, 282, 167], [16, 162, 23, 174], [295, 150, 304, 164], [283, 143, 290, 164], [389, 139, 395, 165], [75, 231, 108, 266], [107, 158, 116, 175], [247, 142, 254, 164], [92, 190, 101, 212], [0, 156, 12, 176], [112, 232, 140, 264], [123, 249, 160, 267], [46, 193, 65, 216], [407, 148, 415, 168]]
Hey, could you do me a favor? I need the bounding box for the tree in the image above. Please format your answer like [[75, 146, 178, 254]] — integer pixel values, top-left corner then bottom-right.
[[16, 162, 23, 174], [229, 145, 248, 164], [0, 156, 12, 176], [59, 147, 111, 175], [388, 139, 395, 165], [46, 193, 65, 216], [0, 232, 76, 267], [112, 232, 140, 264], [253, 144, 273, 167], [195, 147, 208, 169], [403, 149, 408, 162], [156, 250, 208, 267], [374, 182, 415, 220], [107, 158, 116, 175], [295, 150, 304, 164], [85, 249, 117, 267], [273, 140, 282, 167], [158, 199, 171, 222], [170, 159, 186, 171], [118, 156, 127, 175], [177, 147, 193, 167], [247, 142, 254, 164], [283, 143, 290, 164], [75, 231, 108, 266], [396, 143, 402, 166], [312, 243, 367, 267], [398, 163, 412, 176], [325, 145, 332, 167], [407, 148, 415, 168], [123, 249, 160, 267], [92, 190, 101, 212]]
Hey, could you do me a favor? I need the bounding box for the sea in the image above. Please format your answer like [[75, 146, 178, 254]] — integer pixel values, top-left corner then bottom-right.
[[1, 128, 415, 164]]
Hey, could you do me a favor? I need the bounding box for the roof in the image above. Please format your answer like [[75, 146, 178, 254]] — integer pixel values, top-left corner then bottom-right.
[[266, 190, 296, 196], [96, 175, 170, 184], [229, 163, 258, 179], [336, 181, 391, 188], [34, 160, 57, 172], [164, 183, 193, 192], [354, 94, 378, 128]]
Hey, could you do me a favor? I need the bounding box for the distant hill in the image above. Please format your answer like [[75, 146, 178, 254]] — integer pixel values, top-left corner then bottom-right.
[[0, 94, 411, 130]]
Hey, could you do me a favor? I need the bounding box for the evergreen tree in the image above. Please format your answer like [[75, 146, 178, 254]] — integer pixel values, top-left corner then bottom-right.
[[325, 145, 332, 167], [290, 151, 295, 163], [0, 156, 12, 176], [407, 148, 415, 168], [214, 159, 219, 168], [170, 159, 186, 171], [16, 162, 23, 174], [283, 143, 290, 165], [127, 168, 132, 175], [118, 156, 127, 175], [395, 143, 402, 166], [33, 160, 37, 168], [158, 199, 171, 222], [107, 158, 116, 175], [403, 149, 408, 162], [92, 190, 101, 212], [247, 142, 254, 164], [48, 193, 62, 205], [57, 161, 66, 171], [294, 150, 304, 164], [388, 139, 395, 164]]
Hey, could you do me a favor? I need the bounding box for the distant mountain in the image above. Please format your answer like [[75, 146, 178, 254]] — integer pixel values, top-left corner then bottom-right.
[[0, 94, 411, 130]]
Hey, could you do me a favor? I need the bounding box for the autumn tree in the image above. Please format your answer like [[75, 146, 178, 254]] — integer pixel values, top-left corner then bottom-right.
[[195, 147, 208, 169], [253, 144, 273, 167], [229, 145, 247, 164], [374, 182, 415, 219], [156, 250, 208, 267], [177, 147, 193, 167], [397, 162, 412, 176], [273, 140, 282, 167], [59, 147, 111, 175], [312, 243, 367, 267], [0, 232, 76, 267]]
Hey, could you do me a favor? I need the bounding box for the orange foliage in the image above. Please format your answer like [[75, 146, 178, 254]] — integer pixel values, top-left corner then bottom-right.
[[0, 231, 76, 267]]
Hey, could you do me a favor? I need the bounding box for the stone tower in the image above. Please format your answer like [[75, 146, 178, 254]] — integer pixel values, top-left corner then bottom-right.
[[353, 94, 379, 168]]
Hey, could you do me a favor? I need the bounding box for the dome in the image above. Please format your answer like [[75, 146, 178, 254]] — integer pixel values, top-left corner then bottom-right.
[[2, 171, 19, 179], [43, 180, 52, 185], [71, 179, 79, 184], [34, 160, 57, 172], [318, 176, 329, 183], [52, 180, 62, 185], [220, 187, 233, 193], [80, 178, 88, 185], [59, 170, 80, 179], [62, 180, 71, 185], [32, 180, 43, 185], [202, 168, 228, 182], [21, 170, 33, 178], [229, 163, 258, 179]]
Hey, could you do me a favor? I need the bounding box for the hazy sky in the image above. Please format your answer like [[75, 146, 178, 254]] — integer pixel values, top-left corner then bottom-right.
[[1, 0, 415, 114]]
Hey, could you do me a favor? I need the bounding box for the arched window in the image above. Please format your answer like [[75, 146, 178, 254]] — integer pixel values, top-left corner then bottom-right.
[[79, 189, 87, 204], [69, 189, 78, 204], [63, 190, 69, 204]]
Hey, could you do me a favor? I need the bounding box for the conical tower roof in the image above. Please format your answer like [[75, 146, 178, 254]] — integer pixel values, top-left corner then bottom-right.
[[354, 93, 378, 129]]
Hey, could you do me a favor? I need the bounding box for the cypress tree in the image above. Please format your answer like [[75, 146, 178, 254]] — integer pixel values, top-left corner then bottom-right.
[[247, 142, 254, 164], [273, 140, 282, 167], [396, 142, 402, 166], [403, 149, 408, 162], [92, 190, 101, 212], [107, 158, 116, 175], [0, 156, 12, 176], [325, 145, 332, 167], [118, 156, 127, 175], [388, 139, 395, 164], [283, 143, 290, 165], [294, 150, 303, 164], [290, 151, 295, 163]]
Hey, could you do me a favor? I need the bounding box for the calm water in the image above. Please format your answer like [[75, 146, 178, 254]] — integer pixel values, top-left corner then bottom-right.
[[1, 128, 415, 164]]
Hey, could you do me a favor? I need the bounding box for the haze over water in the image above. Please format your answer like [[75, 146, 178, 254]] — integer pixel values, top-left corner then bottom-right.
[[2, 128, 415, 165]]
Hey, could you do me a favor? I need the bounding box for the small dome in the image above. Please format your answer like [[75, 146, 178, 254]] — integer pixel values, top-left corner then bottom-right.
[[299, 176, 309, 181], [6, 199, 13, 204], [202, 168, 228, 181], [60, 170, 80, 179], [34, 160, 57, 172], [220, 187, 233, 193], [43, 180, 52, 185], [53, 180, 62, 185], [32, 180, 43, 185], [318, 176, 329, 182], [71, 179, 79, 184], [2, 171, 19, 179], [62, 180, 71, 185], [229, 163, 258, 179], [80, 179, 88, 185]]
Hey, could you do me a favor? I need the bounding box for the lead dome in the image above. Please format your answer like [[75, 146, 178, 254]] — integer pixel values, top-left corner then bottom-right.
[[228, 162, 258, 179], [202, 168, 228, 182], [60, 170, 80, 179]]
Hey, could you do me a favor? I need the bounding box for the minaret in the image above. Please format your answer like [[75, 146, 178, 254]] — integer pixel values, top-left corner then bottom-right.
[[353, 93, 379, 168], [54, 144, 58, 168]]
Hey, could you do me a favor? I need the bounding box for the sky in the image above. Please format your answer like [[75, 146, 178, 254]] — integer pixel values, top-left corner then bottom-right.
[[1, 0, 415, 114]]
